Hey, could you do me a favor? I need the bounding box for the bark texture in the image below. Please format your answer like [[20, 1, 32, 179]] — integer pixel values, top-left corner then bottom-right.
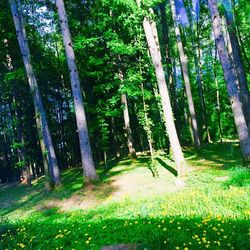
[[120, 86, 136, 158], [189, 8, 211, 142], [137, 1, 186, 176], [208, 0, 250, 162], [56, 0, 98, 180], [117, 56, 136, 158], [10, 0, 61, 186], [170, 0, 201, 150], [224, 8, 250, 128]]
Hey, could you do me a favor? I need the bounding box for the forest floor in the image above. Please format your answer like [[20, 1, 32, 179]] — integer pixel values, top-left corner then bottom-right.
[[0, 142, 249, 249]]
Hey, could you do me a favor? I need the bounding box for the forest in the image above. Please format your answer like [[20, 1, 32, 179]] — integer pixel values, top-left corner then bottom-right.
[[0, 0, 249, 249]]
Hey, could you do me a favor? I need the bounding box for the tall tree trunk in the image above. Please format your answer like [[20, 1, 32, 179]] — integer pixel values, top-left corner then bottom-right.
[[234, 18, 250, 69], [212, 47, 223, 142], [208, 0, 250, 162], [120, 90, 137, 158], [56, 0, 97, 180], [224, 7, 250, 128], [188, 6, 211, 143], [14, 94, 31, 187], [159, 3, 181, 137], [4, 37, 31, 187], [170, 0, 201, 150], [136, 0, 186, 176], [10, 0, 61, 186]]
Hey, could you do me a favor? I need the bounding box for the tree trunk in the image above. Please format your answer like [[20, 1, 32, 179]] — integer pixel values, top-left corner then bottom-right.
[[224, 8, 250, 128], [4, 36, 31, 187], [10, 0, 61, 187], [170, 0, 201, 150], [212, 47, 223, 142], [120, 91, 137, 158], [188, 7, 211, 143], [137, 0, 186, 176], [234, 18, 250, 69], [14, 95, 31, 187], [208, 0, 250, 162], [56, 0, 97, 180], [159, 3, 181, 137]]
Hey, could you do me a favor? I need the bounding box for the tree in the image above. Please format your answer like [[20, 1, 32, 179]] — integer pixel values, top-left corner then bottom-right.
[[56, 0, 98, 181], [208, 0, 250, 162], [170, 0, 201, 150], [136, 0, 186, 176], [10, 0, 61, 187], [223, 0, 250, 128]]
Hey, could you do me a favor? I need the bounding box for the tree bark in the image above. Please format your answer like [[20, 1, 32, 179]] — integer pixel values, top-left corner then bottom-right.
[[224, 8, 250, 128], [188, 6, 211, 143], [56, 0, 98, 180], [170, 0, 201, 150], [137, 0, 186, 176], [10, 0, 61, 186], [212, 47, 223, 142], [208, 0, 250, 162], [159, 3, 181, 137], [120, 91, 137, 158]]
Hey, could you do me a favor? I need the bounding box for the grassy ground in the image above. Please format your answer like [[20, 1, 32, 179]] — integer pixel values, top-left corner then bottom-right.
[[0, 142, 249, 249]]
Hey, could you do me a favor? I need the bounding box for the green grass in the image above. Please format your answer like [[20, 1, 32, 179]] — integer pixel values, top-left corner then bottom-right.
[[0, 142, 249, 249]]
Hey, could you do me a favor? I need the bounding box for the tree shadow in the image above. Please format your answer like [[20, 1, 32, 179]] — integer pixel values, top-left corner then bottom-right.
[[0, 167, 119, 217], [186, 142, 243, 170], [155, 158, 177, 177]]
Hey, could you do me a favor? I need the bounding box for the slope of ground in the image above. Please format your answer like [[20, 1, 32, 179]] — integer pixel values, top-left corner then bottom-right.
[[0, 142, 249, 249]]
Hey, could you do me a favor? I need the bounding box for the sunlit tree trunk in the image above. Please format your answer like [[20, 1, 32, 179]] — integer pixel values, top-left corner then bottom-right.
[[170, 0, 201, 150], [10, 0, 61, 187], [56, 0, 98, 180], [136, 0, 186, 176], [208, 0, 250, 162]]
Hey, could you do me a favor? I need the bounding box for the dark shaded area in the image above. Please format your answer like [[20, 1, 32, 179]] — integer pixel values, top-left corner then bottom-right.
[[184, 142, 243, 169]]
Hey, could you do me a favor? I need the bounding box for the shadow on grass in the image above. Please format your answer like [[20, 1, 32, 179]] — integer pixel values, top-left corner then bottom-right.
[[155, 158, 177, 177], [0, 142, 247, 221], [0, 210, 249, 250], [0, 168, 117, 217], [199, 143, 242, 168], [0, 156, 146, 218]]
